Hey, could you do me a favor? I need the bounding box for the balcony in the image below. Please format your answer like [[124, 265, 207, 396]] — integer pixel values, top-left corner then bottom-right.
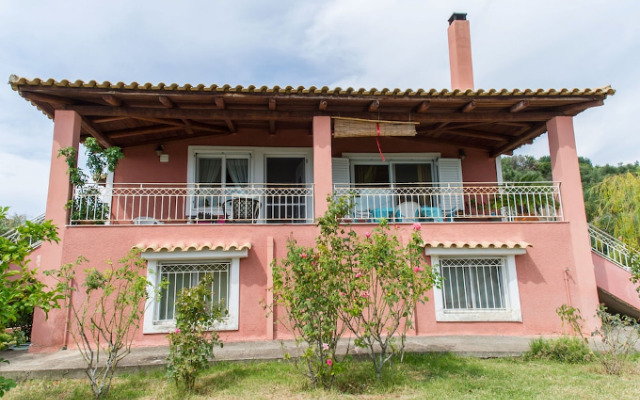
[[69, 183, 314, 225], [333, 182, 563, 223]]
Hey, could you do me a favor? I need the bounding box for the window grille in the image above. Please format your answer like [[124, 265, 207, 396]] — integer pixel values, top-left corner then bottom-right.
[[157, 262, 230, 321], [440, 258, 506, 310]]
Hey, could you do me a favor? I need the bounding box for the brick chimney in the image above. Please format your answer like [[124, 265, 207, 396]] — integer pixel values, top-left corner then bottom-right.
[[447, 12, 474, 90]]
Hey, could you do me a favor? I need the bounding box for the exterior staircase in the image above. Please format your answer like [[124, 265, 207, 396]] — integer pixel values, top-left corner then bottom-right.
[[589, 224, 640, 318], [0, 213, 46, 249]]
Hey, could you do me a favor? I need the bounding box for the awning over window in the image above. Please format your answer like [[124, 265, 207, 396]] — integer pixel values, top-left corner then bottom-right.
[[133, 241, 251, 253]]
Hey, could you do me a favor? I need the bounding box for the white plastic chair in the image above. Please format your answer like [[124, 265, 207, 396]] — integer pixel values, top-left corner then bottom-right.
[[397, 202, 420, 222]]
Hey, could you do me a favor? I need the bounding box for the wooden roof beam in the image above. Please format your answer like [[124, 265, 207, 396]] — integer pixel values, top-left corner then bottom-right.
[[269, 97, 277, 111], [158, 96, 175, 108], [214, 97, 225, 109], [269, 120, 276, 135], [415, 100, 431, 113], [131, 116, 184, 127], [430, 122, 450, 138], [318, 100, 328, 111], [103, 95, 121, 106], [441, 129, 509, 142], [368, 100, 380, 112], [557, 99, 604, 115], [109, 125, 182, 139], [462, 100, 477, 113], [182, 119, 194, 134], [81, 119, 113, 147], [21, 92, 72, 106], [510, 100, 529, 113], [66, 105, 567, 123], [490, 122, 548, 157], [92, 116, 128, 124], [225, 119, 236, 133]]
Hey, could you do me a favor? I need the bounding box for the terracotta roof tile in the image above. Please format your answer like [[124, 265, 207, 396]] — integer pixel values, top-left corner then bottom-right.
[[133, 241, 251, 253], [8, 75, 615, 98], [423, 240, 532, 250]]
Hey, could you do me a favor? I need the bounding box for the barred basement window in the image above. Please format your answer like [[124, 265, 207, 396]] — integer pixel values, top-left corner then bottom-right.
[[440, 258, 505, 311], [157, 262, 230, 322]]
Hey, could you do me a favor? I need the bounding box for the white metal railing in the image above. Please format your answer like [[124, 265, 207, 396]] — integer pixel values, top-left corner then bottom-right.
[[70, 183, 314, 224], [589, 224, 640, 272], [332, 182, 563, 223], [1, 213, 46, 248]]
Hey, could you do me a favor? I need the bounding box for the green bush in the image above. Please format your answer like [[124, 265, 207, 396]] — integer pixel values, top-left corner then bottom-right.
[[525, 336, 592, 363], [166, 274, 225, 392]]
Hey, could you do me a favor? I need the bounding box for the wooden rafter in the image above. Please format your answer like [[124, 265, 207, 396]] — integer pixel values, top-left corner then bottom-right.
[[109, 125, 182, 139], [102, 95, 121, 106], [81, 119, 113, 147], [92, 116, 128, 124], [368, 100, 380, 112], [510, 100, 529, 113], [415, 100, 431, 113], [66, 105, 569, 123], [158, 96, 175, 108], [462, 100, 477, 113], [440, 128, 509, 142], [182, 119, 194, 134], [490, 122, 548, 157], [556, 99, 604, 115], [21, 92, 71, 106], [214, 97, 225, 109], [318, 100, 328, 111], [269, 120, 276, 135], [269, 98, 277, 111]]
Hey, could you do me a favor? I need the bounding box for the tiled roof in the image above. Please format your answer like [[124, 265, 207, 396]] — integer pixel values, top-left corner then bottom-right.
[[423, 240, 532, 250], [8, 75, 615, 98], [133, 242, 251, 253]]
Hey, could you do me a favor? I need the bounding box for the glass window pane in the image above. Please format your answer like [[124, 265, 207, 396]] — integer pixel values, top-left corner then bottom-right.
[[197, 158, 222, 184], [354, 165, 389, 185]]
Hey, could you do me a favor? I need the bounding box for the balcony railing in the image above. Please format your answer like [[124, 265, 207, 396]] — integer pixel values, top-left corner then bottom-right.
[[332, 182, 563, 223], [70, 183, 314, 225], [588, 224, 639, 272]]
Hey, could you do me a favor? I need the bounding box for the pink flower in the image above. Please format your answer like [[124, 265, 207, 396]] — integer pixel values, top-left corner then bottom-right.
[[301, 252, 308, 259], [355, 272, 362, 278], [311, 261, 317, 266], [412, 223, 422, 231], [322, 343, 329, 351], [175, 328, 180, 333], [326, 359, 333, 366], [365, 231, 371, 238], [361, 291, 370, 298], [414, 267, 421, 273]]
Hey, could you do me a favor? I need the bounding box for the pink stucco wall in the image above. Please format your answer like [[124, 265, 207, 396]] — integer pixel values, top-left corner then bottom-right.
[[592, 253, 640, 311], [29, 220, 580, 352]]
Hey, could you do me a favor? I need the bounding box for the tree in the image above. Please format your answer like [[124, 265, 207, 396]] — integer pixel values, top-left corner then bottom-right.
[[590, 172, 640, 250], [0, 206, 62, 397], [46, 249, 152, 400]]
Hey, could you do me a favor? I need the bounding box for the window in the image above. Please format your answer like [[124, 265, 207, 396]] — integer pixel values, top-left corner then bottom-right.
[[427, 248, 523, 322], [196, 155, 249, 186], [157, 262, 230, 321], [142, 249, 247, 333], [439, 258, 506, 311]]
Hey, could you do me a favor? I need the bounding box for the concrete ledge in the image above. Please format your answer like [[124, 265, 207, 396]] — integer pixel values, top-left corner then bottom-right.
[[0, 336, 534, 381]]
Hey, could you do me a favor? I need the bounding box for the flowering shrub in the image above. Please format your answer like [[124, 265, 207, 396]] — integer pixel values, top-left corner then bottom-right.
[[340, 220, 439, 379], [273, 196, 354, 388], [166, 274, 225, 392], [273, 196, 439, 386]]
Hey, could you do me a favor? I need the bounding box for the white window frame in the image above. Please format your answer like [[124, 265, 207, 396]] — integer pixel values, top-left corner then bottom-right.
[[142, 249, 248, 333], [343, 153, 440, 184], [426, 247, 524, 322]]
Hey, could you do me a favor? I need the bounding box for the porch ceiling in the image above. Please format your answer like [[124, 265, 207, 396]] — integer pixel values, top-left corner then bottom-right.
[[9, 75, 614, 156]]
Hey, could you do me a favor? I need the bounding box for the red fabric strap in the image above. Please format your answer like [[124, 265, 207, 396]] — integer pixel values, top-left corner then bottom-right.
[[376, 123, 385, 161]]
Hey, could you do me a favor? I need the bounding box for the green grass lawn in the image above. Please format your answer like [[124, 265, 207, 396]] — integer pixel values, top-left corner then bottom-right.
[[4, 353, 640, 400]]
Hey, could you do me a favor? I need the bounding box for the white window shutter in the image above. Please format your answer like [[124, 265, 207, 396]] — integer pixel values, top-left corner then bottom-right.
[[438, 158, 464, 216], [332, 158, 350, 184]]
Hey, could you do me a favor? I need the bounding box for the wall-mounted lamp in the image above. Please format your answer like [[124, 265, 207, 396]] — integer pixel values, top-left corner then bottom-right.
[[458, 148, 466, 160], [156, 144, 169, 163]]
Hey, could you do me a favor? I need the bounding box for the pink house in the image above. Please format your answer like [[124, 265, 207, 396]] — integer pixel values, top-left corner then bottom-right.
[[10, 13, 638, 352]]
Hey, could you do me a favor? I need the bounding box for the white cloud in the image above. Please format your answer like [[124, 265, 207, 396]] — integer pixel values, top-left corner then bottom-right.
[[1, 0, 639, 215]]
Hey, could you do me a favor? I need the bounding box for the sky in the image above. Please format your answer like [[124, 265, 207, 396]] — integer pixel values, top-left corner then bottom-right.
[[1, 0, 639, 217]]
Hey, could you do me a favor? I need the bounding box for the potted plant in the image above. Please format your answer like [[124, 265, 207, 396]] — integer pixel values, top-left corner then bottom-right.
[[58, 138, 124, 224]]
